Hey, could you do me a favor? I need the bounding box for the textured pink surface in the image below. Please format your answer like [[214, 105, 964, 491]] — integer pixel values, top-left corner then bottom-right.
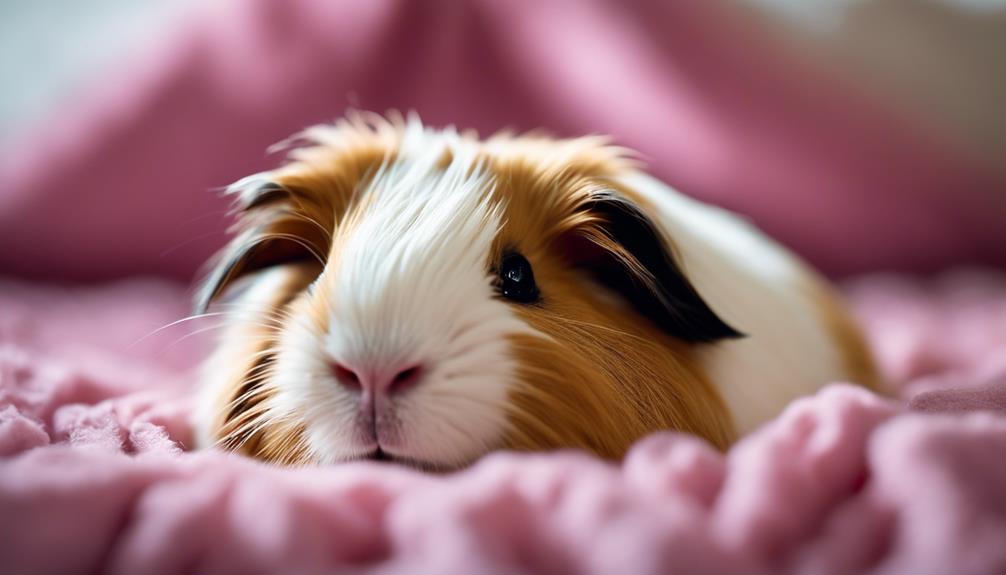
[[1, 0, 1004, 283], [2, 271, 1006, 574]]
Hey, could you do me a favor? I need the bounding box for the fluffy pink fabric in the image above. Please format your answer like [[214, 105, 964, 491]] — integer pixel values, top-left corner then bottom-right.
[[2, 272, 1006, 574]]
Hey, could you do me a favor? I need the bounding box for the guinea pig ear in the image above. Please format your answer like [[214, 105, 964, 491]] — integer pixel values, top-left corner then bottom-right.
[[580, 190, 744, 343], [194, 178, 327, 314], [228, 177, 292, 211]]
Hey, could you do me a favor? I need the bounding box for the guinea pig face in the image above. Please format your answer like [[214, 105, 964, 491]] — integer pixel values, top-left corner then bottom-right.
[[197, 117, 742, 469]]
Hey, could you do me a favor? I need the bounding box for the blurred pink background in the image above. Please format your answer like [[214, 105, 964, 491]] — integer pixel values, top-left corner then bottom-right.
[[0, 0, 1003, 284]]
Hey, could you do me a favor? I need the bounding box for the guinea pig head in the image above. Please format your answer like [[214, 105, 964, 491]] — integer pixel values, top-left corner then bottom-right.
[[197, 117, 741, 469]]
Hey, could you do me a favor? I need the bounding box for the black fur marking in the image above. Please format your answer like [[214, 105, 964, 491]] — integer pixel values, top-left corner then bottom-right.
[[194, 224, 317, 314], [586, 190, 744, 343], [229, 349, 276, 418]]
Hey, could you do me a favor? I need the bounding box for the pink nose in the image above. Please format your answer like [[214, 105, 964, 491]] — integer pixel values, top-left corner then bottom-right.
[[330, 361, 425, 395]]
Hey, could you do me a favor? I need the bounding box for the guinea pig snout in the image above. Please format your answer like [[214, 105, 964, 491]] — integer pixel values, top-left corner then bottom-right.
[[329, 360, 425, 397]]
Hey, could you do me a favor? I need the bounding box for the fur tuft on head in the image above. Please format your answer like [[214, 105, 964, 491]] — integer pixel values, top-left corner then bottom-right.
[[194, 112, 877, 468]]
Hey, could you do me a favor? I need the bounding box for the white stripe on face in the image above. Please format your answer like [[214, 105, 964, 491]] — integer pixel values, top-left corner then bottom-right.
[[268, 126, 532, 467]]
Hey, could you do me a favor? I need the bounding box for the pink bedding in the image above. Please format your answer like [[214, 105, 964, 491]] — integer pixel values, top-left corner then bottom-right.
[[2, 0, 1006, 573], [2, 272, 1006, 574]]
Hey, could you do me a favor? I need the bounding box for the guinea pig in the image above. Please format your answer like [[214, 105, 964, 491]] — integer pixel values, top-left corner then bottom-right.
[[193, 112, 880, 469]]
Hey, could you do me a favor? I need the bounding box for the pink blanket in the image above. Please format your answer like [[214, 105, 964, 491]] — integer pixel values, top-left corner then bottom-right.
[[2, 271, 1006, 574], [2, 1, 1006, 573]]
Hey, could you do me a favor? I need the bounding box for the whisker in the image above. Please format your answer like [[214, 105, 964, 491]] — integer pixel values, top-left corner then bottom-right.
[[156, 323, 234, 354], [159, 230, 227, 258], [542, 314, 651, 344], [128, 311, 233, 349]]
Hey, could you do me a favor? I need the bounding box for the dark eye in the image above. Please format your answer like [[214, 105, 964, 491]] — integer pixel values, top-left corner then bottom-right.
[[498, 252, 539, 303]]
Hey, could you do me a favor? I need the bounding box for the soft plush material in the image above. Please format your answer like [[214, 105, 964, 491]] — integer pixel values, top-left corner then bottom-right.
[[2, 0, 1005, 573], [2, 272, 1006, 574]]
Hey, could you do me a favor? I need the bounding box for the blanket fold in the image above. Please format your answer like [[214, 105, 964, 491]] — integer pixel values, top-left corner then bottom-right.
[[2, 271, 1006, 574]]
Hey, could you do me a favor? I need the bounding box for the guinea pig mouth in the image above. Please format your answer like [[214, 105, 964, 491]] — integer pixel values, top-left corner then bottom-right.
[[367, 448, 392, 462], [360, 448, 456, 473]]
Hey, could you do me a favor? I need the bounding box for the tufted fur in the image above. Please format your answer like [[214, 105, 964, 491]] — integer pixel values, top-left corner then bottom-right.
[[194, 113, 879, 468]]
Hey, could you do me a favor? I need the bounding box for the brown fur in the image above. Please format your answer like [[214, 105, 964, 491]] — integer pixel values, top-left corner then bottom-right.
[[484, 153, 735, 453], [208, 264, 319, 465], [200, 115, 793, 465]]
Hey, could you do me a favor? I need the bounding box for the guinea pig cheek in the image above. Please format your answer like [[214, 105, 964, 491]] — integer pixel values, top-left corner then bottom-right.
[[259, 308, 372, 463]]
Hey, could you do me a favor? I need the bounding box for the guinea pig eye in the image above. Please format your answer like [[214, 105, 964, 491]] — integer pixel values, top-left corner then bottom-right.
[[498, 252, 539, 303]]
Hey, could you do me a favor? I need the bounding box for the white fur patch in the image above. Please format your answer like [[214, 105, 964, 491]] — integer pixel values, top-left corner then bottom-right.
[[616, 171, 848, 434], [265, 124, 531, 467]]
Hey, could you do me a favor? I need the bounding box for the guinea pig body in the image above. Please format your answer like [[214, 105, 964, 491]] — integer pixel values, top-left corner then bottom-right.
[[194, 114, 879, 469]]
